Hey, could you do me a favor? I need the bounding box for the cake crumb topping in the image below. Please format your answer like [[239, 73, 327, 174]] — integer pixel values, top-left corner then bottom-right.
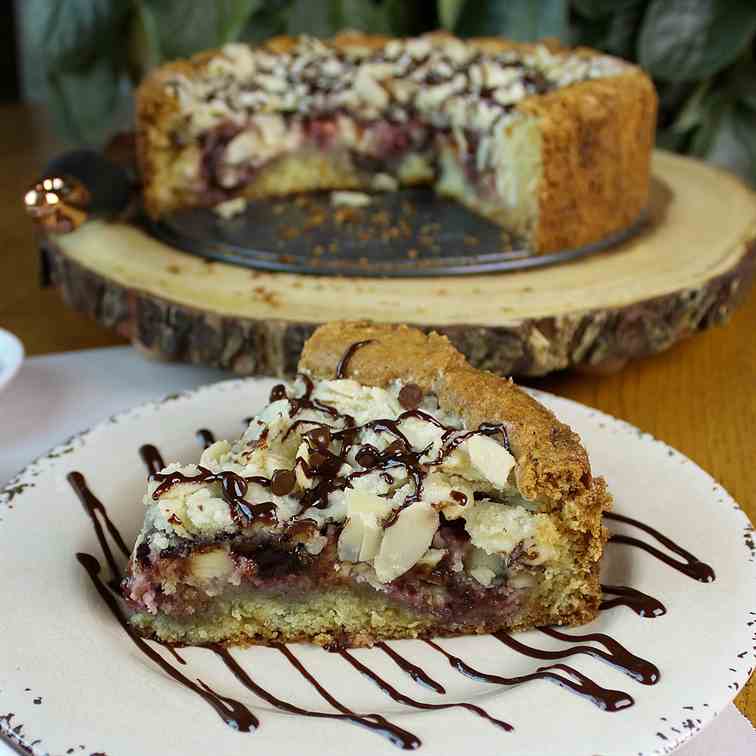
[[138, 374, 557, 583]]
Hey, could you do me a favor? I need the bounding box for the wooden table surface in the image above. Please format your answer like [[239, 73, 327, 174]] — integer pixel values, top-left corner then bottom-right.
[[1, 104, 755, 724]]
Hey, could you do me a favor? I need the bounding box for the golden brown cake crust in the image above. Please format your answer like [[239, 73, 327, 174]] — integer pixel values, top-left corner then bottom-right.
[[521, 72, 657, 252], [135, 32, 656, 254]]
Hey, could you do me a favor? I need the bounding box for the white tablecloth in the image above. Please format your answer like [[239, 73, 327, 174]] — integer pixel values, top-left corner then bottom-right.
[[1, 347, 753, 755]]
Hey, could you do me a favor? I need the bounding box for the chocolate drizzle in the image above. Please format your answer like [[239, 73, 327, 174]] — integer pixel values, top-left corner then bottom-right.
[[336, 339, 375, 378], [77, 553, 258, 732], [425, 640, 634, 712], [605, 512, 715, 583], [196, 429, 216, 449], [495, 628, 659, 684], [600, 585, 667, 618], [212, 645, 419, 749], [143, 356, 512, 529], [149, 466, 277, 526], [138, 444, 165, 476], [376, 642, 446, 693], [338, 649, 513, 730], [67, 471, 130, 592]]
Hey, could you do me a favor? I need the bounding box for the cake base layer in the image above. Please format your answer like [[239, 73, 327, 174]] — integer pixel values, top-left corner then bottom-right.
[[129, 578, 597, 648]]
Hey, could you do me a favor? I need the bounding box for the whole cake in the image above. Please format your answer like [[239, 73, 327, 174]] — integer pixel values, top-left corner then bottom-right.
[[123, 322, 611, 647], [136, 32, 657, 254]]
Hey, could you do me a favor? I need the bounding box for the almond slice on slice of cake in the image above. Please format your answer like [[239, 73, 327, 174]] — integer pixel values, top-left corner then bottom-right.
[[123, 322, 610, 647]]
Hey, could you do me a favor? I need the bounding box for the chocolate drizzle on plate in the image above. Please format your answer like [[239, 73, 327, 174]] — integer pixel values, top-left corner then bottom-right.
[[338, 649, 513, 730], [139, 444, 165, 476], [494, 628, 659, 684], [376, 642, 446, 694], [77, 552, 258, 732], [67, 471, 130, 592], [425, 640, 634, 712], [215, 645, 420, 749], [196, 428, 216, 449], [605, 512, 715, 583], [600, 585, 667, 618]]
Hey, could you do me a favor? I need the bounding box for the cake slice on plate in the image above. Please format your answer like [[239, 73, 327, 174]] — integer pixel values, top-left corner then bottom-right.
[[123, 322, 610, 647]]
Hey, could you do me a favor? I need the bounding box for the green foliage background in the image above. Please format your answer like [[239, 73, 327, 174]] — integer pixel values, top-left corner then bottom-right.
[[29, 0, 756, 184]]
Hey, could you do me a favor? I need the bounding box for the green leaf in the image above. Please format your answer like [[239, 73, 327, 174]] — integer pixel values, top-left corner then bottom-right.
[[240, 1, 290, 44], [655, 127, 687, 151], [638, 0, 756, 82], [671, 80, 712, 133], [570, 1, 646, 57], [141, 0, 263, 60], [331, 0, 391, 33], [689, 92, 728, 158], [455, 0, 568, 42], [286, 0, 338, 36], [387, 0, 437, 36], [438, 0, 466, 30], [46, 59, 128, 145], [129, 2, 162, 80], [286, 0, 391, 36], [571, 1, 618, 20], [28, 0, 130, 70], [702, 102, 756, 184], [595, 0, 646, 57], [729, 59, 756, 111], [731, 103, 756, 184]]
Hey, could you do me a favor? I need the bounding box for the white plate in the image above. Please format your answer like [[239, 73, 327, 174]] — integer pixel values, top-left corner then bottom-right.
[[0, 328, 23, 392], [0, 379, 753, 756]]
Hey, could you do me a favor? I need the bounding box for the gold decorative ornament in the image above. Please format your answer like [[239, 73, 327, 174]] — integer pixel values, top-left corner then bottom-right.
[[24, 176, 90, 233]]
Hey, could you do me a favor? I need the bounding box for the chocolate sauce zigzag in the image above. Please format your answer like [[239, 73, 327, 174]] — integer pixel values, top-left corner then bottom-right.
[[600, 585, 666, 618], [494, 627, 660, 684], [215, 645, 420, 749], [425, 640, 634, 712], [77, 552, 258, 732], [338, 649, 513, 731], [605, 512, 715, 583]]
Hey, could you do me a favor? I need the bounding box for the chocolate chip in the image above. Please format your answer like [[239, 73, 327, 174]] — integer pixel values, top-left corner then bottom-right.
[[384, 440, 405, 456], [307, 426, 331, 449], [398, 383, 423, 410], [356, 446, 378, 468], [270, 384, 287, 402], [270, 468, 296, 496], [450, 490, 468, 506], [308, 451, 327, 470]]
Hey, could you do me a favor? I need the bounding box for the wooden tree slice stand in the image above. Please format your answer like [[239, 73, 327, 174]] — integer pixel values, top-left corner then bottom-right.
[[42, 151, 756, 377]]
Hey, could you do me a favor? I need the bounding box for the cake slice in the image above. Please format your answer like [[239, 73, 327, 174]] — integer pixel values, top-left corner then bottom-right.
[[123, 322, 610, 647], [136, 32, 656, 254]]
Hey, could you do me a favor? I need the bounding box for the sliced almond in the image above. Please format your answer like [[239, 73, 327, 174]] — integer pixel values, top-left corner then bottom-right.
[[373, 501, 439, 582], [354, 69, 389, 109], [337, 518, 364, 562], [337, 491, 394, 564], [466, 434, 515, 487], [190, 548, 233, 580], [199, 439, 231, 467]]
